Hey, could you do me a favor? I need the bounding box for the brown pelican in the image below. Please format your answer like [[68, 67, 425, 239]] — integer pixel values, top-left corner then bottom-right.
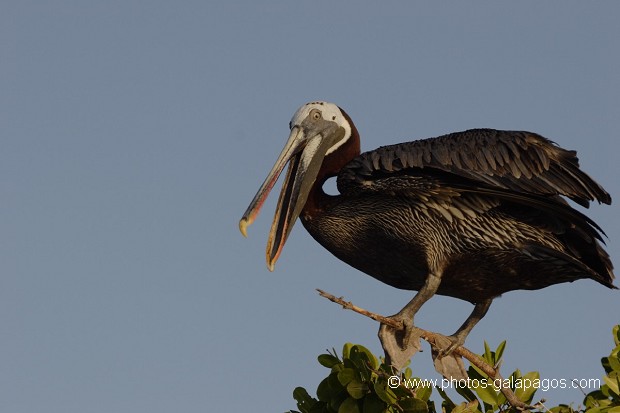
[[239, 101, 615, 367]]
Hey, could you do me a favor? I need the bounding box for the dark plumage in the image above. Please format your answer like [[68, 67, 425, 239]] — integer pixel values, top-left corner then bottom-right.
[[310, 129, 614, 303]]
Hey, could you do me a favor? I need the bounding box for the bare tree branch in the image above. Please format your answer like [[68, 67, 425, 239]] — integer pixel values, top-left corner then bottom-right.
[[316, 288, 546, 411]]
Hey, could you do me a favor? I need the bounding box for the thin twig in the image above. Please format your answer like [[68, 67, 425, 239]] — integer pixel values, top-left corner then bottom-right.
[[316, 288, 541, 411], [316, 289, 402, 328]]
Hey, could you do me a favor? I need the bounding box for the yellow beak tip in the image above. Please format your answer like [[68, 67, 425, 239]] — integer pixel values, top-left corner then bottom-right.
[[239, 219, 249, 237]]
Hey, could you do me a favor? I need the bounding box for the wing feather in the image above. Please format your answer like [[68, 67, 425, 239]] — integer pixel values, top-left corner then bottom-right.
[[338, 129, 611, 207]]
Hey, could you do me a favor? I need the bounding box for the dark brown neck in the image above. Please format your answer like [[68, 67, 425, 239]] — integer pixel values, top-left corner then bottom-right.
[[303, 109, 361, 218]]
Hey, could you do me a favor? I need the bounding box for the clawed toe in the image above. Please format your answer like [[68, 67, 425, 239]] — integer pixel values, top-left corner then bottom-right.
[[436, 334, 465, 357], [430, 333, 468, 380]]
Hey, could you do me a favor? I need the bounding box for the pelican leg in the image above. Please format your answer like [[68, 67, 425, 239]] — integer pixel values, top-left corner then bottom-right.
[[441, 298, 493, 356], [378, 272, 442, 369], [398, 273, 443, 321]]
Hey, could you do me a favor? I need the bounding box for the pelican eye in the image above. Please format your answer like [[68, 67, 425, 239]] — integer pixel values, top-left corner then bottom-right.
[[310, 109, 322, 121]]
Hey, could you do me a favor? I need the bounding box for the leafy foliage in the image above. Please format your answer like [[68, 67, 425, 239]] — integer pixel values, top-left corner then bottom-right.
[[288, 343, 433, 413], [551, 325, 620, 413], [287, 325, 620, 413]]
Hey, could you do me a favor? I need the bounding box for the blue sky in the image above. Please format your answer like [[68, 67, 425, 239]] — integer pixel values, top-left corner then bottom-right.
[[2, 2, 619, 412]]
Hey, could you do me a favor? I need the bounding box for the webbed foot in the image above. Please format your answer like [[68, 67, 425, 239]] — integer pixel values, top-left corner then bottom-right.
[[431, 333, 467, 380], [378, 314, 422, 370]]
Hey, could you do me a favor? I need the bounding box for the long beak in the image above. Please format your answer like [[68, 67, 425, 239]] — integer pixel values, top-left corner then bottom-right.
[[239, 125, 343, 271]]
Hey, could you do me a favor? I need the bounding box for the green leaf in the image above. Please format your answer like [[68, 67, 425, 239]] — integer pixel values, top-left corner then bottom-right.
[[514, 371, 540, 403], [455, 384, 479, 404], [343, 343, 353, 360], [608, 347, 620, 373], [495, 389, 506, 407], [338, 368, 358, 386], [451, 400, 479, 413], [317, 374, 345, 402], [399, 397, 429, 413], [293, 386, 312, 401], [316, 377, 331, 402], [468, 364, 486, 381], [404, 367, 413, 379], [584, 391, 609, 408], [603, 357, 612, 375], [471, 380, 499, 407], [374, 381, 397, 404], [319, 354, 342, 369], [549, 404, 575, 413], [329, 392, 349, 412], [347, 379, 368, 399], [343, 358, 357, 371], [338, 397, 360, 413], [362, 394, 386, 413], [483, 341, 493, 365], [603, 373, 620, 397], [293, 387, 318, 413], [352, 345, 379, 370], [613, 325, 620, 347], [592, 398, 612, 409], [415, 384, 433, 402], [495, 341, 506, 363]]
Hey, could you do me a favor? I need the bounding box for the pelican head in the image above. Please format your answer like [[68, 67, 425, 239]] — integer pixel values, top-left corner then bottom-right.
[[239, 101, 352, 270]]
